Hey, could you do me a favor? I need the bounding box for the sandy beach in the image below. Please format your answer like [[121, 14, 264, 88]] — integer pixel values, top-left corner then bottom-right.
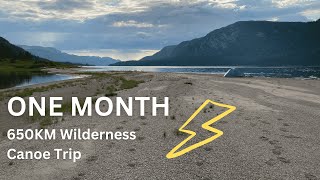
[[0, 71, 319, 180]]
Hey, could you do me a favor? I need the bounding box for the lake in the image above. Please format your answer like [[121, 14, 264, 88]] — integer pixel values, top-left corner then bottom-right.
[[82, 66, 320, 78], [0, 73, 83, 89], [1, 66, 319, 89]]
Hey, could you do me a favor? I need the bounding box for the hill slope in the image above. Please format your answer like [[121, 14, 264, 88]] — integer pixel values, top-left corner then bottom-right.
[[112, 19, 320, 66], [20, 45, 119, 66], [0, 37, 73, 72], [0, 37, 35, 60]]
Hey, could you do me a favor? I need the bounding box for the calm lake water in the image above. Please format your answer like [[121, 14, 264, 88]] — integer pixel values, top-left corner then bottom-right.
[[82, 66, 320, 78], [1, 66, 319, 89], [0, 73, 82, 89]]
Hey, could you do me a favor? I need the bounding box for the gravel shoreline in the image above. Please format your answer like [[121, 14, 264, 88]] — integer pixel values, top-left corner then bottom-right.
[[0, 71, 319, 179]]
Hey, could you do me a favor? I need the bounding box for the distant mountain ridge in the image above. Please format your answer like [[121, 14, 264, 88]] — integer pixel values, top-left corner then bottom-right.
[[112, 19, 320, 66], [20, 45, 120, 66]]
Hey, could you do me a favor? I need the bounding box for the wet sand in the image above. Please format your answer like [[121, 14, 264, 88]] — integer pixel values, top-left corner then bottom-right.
[[0, 71, 319, 180]]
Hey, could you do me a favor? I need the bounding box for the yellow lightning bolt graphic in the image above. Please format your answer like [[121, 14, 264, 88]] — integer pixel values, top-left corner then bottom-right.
[[166, 99, 236, 159]]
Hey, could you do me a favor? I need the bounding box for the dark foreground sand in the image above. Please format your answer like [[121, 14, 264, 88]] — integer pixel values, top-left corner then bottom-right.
[[0, 71, 319, 180]]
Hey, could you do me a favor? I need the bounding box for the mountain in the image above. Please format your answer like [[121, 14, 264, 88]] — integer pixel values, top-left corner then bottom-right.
[[0, 36, 73, 71], [0, 37, 37, 60], [112, 19, 320, 66], [20, 45, 120, 66]]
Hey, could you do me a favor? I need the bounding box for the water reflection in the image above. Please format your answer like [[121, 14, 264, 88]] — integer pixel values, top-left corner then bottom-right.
[[0, 72, 33, 89], [0, 72, 82, 89]]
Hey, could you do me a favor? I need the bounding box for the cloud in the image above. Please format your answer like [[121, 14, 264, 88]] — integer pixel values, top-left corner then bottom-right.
[[2, 32, 67, 47], [0, 0, 131, 21], [271, 0, 315, 8], [112, 20, 166, 28], [38, 0, 93, 11], [209, 0, 239, 9], [0, 0, 253, 21], [300, 9, 320, 20], [0, 0, 318, 22], [269, 17, 279, 21]]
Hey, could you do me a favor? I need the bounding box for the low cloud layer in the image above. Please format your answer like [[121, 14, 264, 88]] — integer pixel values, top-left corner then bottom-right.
[[0, 0, 319, 60]]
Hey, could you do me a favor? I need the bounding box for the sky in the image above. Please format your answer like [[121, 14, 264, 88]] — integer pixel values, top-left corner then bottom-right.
[[0, 0, 319, 61]]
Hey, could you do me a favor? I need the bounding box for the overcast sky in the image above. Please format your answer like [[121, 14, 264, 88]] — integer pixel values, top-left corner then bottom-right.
[[0, 0, 319, 60]]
